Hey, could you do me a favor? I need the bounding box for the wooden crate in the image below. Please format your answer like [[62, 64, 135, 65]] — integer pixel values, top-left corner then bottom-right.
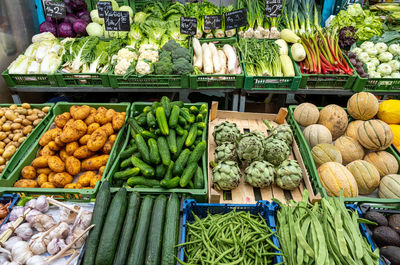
[[208, 102, 321, 204]]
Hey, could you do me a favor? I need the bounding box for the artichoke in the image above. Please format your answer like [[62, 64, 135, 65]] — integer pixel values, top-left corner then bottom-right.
[[237, 132, 265, 167], [267, 124, 293, 146], [264, 139, 291, 166], [275, 159, 302, 190], [244, 161, 275, 188], [214, 142, 238, 162], [212, 161, 241, 190], [213, 121, 241, 146]]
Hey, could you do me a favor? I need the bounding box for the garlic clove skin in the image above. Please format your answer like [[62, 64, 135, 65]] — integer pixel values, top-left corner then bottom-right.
[[4, 236, 22, 251], [11, 241, 32, 264], [9, 206, 24, 222], [26, 209, 42, 224], [15, 222, 33, 241], [35, 196, 49, 213], [26, 255, 46, 265], [28, 233, 47, 255]]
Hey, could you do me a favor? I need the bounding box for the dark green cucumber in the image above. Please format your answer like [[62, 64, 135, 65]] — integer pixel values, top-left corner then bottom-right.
[[129, 118, 144, 134], [173, 149, 191, 176], [135, 134, 151, 164], [187, 141, 206, 165], [96, 188, 127, 265], [152, 101, 161, 114], [197, 129, 203, 136], [189, 106, 199, 115], [188, 180, 194, 189], [160, 177, 180, 189], [127, 176, 159, 187], [129, 138, 136, 146], [120, 144, 138, 159], [147, 111, 157, 128], [161, 96, 171, 118], [145, 195, 167, 265], [148, 138, 161, 165], [157, 137, 171, 166], [143, 106, 152, 113], [161, 193, 180, 265], [133, 110, 141, 117], [156, 107, 169, 136], [180, 162, 198, 188], [164, 161, 174, 181], [127, 196, 154, 265], [82, 182, 111, 265], [114, 167, 140, 180], [120, 157, 132, 168], [174, 130, 188, 160], [113, 192, 140, 265], [131, 156, 154, 177], [171, 101, 184, 108], [136, 114, 147, 126], [196, 122, 206, 129], [167, 129, 177, 154], [141, 130, 157, 139], [175, 125, 184, 136], [194, 166, 204, 189], [185, 124, 197, 147], [168, 105, 180, 129], [155, 164, 167, 179], [178, 116, 187, 127], [196, 113, 203, 122]]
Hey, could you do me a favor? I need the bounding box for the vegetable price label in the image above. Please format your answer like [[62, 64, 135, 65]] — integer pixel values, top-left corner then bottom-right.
[[265, 0, 283, 17], [45, 1, 66, 19], [225, 8, 247, 30], [105, 11, 130, 32], [180, 17, 197, 36], [204, 15, 222, 30], [98, 1, 113, 18]]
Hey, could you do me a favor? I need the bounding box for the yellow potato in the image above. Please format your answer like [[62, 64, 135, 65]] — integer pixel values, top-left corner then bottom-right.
[[66, 142, 79, 156], [81, 155, 109, 171], [87, 128, 107, 152], [59, 149, 69, 162], [48, 141, 61, 151], [90, 174, 102, 187], [94, 107, 108, 125], [48, 156, 65, 173], [102, 134, 117, 154], [40, 145, 55, 157], [73, 146, 95, 159], [112, 112, 126, 131], [84, 113, 96, 125], [32, 156, 49, 168], [79, 135, 90, 145], [100, 123, 114, 136], [53, 172, 73, 188], [3, 145, 16, 159], [87, 123, 100, 135], [78, 171, 96, 187], [65, 156, 81, 176], [98, 166, 105, 176], [14, 179, 38, 188], [37, 168, 52, 175], [64, 183, 82, 189], [105, 109, 116, 123], [70, 105, 91, 120], [37, 174, 48, 186], [60, 120, 87, 143], [21, 166, 36, 180], [55, 112, 71, 128], [41, 182, 56, 188]]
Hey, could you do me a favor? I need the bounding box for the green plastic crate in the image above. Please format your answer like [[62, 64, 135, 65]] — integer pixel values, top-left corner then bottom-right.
[[2, 70, 60, 88], [189, 38, 244, 90], [353, 76, 400, 93], [57, 72, 110, 88], [105, 102, 209, 202], [287, 105, 400, 203], [108, 74, 189, 89], [0, 104, 54, 180], [298, 54, 358, 90], [0, 102, 130, 200]]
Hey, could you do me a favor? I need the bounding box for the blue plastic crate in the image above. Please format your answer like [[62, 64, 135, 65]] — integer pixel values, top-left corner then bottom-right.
[[0, 194, 20, 228], [179, 199, 283, 264]]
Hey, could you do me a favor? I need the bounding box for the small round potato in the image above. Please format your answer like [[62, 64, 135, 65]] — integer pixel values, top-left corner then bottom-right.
[[32, 156, 49, 168], [14, 179, 38, 188], [90, 175, 102, 187], [37, 174, 48, 186], [64, 183, 82, 189], [66, 142, 79, 156], [78, 171, 96, 187], [48, 156, 65, 173], [37, 167, 52, 175], [53, 172, 73, 188], [98, 166, 106, 176], [21, 103, 30, 109], [41, 182, 56, 188], [42, 106, 50, 113], [21, 166, 36, 180]]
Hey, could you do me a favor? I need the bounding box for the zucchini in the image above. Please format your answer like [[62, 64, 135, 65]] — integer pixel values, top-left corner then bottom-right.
[[147, 111, 157, 128], [114, 167, 140, 180], [157, 137, 171, 166], [120, 157, 132, 168], [187, 141, 206, 165], [145, 195, 167, 265], [161, 193, 180, 265], [161, 96, 171, 118], [120, 144, 138, 159], [175, 125, 184, 136], [148, 138, 161, 165], [160, 177, 180, 189], [189, 106, 199, 115], [185, 124, 198, 147], [164, 161, 174, 181], [127, 196, 154, 265], [135, 134, 151, 164], [180, 162, 198, 188], [129, 118, 144, 134], [113, 192, 140, 265], [173, 149, 191, 176], [155, 164, 167, 179], [141, 130, 157, 139], [156, 107, 169, 136], [131, 156, 154, 177], [174, 130, 188, 159], [167, 129, 177, 154], [194, 166, 204, 189], [82, 182, 111, 265], [96, 188, 127, 265], [168, 105, 180, 129], [127, 176, 160, 187]]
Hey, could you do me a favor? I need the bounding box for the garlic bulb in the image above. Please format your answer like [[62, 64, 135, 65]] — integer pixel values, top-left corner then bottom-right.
[[60, 206, 80, 224], [29, 233, 48, 255], [9, 206, 24, 222], [76, 210, 93, 230], [11, 241, 32, 264], [0, 223, 12, 234], [49, 222, 69, 239], [47, 238, 59, 255], [31, 214, 55, 232], [0, 253, 10, 263], [24, 199, 37, 210], [4, 236, 22, 251], [15, 222, 33, 240], [26, 255, 46, 265], [66, 226, 87, 249], [26, 209, 41, 224], [5, 262, 19, 265], [35, 196, 49, 213]]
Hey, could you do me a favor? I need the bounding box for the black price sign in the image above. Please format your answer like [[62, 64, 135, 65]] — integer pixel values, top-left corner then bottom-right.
[[204, 15, 222, 30], [98, 1, 113, 18], [105, 11, 130, 31], [180, 17, 197, 35], [225, 8, 247, 30], [45, 1, 66, 19], [265, 0, 283, 17]]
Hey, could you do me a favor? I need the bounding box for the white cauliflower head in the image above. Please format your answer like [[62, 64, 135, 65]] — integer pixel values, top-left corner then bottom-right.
[[117, 48, 138, 63], [136, 60, 152, 75], [114, 59, 132, 75], [139, 50, 159, 63]]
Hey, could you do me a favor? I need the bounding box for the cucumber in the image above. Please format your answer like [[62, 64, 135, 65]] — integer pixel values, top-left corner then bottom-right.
[[96, 188, 127, 265], [136, 114, 147, 126], [174, 130, 188, 160], [129, 138, 136, 146], [147, 112, 157, 128], [194, 166, 204, 189], [127, 176, 160, 187], [197, 129, 203, 136], [168, 105, 180, 129], [167, 129, 177, 154], [82, 182, 111, 265], [129, 118, 144, 134], [161, 96, 171, 118], [175, 125, 184, 136], [180, 162, 198, 188], [113, 192, 140, 265], [131, 156, 154, 177], [143, 106, 152, 113], [157, 137, 171, 166], [189, 106, 199, 115], [141, 130, 157, 139], [187, 141, 206, 165], [133, 110, 141, 117], [178, 116, 187, 127], [145, 195, 167, 265], [160, 177, 180, 189], [135, 134, 151, 164], [148, 138, 161, 165], [114, 167, 140, 180], [155, 164, 167, 179], [196, 122, 206, 129], [164, 161, 174, 181], [196, 113, 203, 122], [120, 157, 132, 168], [156, 107, 169, 136], [185, 124, 197, 147], [127, 196, 154, 265], [161, 193, 180, 265], [171, 101, 184, 108], [173, 149, 191, 176], [188, 180, 194, 189], [180, 109, 195, 123], [152, 101, 161, 114], [120, 144, 138, 159]]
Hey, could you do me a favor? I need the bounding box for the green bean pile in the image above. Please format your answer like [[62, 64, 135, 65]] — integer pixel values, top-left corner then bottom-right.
[[178, 210, 281, 265], [276, 191, 380, 265]]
